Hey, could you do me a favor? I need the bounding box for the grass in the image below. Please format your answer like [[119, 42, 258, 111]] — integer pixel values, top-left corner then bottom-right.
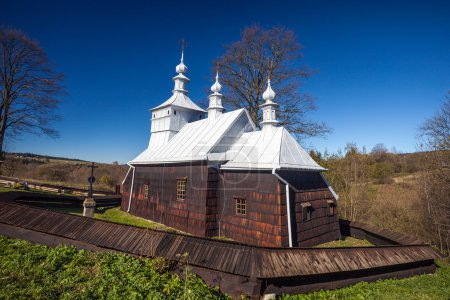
[[315, 236, 374, 248], [281, 260, 450, 300], [94, 206, 179, 232], [0, 186, 21, 193], [47, 205, 180, 232], [0, 186, 57, 195], [0, 235, 228, 299], [0, 185, 79, 197], [211, 236, 235, 242]]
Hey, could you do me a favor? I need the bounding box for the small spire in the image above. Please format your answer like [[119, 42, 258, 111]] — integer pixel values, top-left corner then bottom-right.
[[173, 49, 189, 94], [210, 70, 222, 93]]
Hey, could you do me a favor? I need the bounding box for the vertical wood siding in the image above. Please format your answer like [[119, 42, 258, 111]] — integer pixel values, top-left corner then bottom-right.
[[278, 170, 341, 246], [121, 165, 341, 247], [122, 163, 210, 237], [216, 170, 287, 247]]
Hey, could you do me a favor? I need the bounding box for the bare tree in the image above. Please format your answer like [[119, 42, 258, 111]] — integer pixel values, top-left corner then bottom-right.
[[0, 27, 63, 161], [370, 143, 389, 155], [419, 92, 450, 151], [214, 25, 330, 139], [418, 94, 450, 255]]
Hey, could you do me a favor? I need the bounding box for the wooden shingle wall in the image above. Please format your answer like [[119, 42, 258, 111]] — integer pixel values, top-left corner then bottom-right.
[[278, 170, 341, 246], [123, 163, 210, 237], [217, 170, 288, 247]]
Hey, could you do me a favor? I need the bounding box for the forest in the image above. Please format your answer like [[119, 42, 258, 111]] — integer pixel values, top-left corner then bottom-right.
[[312, 145, 449, 256]]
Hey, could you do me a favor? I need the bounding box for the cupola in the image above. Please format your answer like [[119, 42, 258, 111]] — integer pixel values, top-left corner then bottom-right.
[[260, 78, 279, 128], [207, 71, 224, 120]]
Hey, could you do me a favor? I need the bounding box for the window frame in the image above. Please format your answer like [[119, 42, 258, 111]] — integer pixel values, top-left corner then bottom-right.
[[327, 199, 337, 216], [235, 197, 246, 216], [301, 202, 312, 222], [143, 183, 150, 200], [176, 177, 187, 201]]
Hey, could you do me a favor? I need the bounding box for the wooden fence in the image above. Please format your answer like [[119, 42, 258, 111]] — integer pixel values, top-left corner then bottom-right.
[[0, 201, 441, 298]]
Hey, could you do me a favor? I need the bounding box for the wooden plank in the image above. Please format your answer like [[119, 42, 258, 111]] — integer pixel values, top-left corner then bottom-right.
[[0, 201, 441, 281]]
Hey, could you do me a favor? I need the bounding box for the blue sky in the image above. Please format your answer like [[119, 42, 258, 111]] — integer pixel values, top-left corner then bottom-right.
[[1, 0, 449, 163]]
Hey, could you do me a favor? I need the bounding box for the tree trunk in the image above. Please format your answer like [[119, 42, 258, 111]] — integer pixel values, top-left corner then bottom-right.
[[0, 109, 7, 163]]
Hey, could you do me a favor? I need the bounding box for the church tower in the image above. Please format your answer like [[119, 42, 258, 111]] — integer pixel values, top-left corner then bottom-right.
[[148, 51, 206, 149]]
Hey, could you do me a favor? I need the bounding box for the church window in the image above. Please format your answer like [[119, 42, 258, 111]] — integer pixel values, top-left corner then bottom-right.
[[143, 183, 150, 199], [174, 110, 176, 115], [176, 178, 187, 200], [327, 200, 336, 216], [301, 202, 312, 221], [153, 113, 156, 118], [235, 197, 246, 216]]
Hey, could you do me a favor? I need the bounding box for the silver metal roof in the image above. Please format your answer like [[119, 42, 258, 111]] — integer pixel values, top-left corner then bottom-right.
[[131, 108, 324, 171], [221, 126, 325, 171], [130, 109, 253, 164], [151, 92, 206, 112]]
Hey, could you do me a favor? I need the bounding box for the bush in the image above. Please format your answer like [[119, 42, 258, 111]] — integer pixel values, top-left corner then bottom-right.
[[371, 162, 394, 184], [99, 175, 115, 187]]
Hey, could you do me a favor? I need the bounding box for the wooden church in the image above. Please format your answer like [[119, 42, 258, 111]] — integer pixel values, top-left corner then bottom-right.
[[121, 53, 340, 247]]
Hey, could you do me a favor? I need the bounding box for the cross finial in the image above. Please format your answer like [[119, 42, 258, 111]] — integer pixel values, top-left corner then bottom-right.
[[268, 60, 274, 82], [180, 38, 186, 61]]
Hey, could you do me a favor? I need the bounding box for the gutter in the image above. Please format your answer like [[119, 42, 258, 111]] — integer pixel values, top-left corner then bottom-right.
[[320, 173, 340, 200], [272, 168, 293, 248], [127, 163, 136, 213]]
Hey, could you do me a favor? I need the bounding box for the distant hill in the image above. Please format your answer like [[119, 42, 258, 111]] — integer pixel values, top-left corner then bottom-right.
[[1, 152, 128, 192], [5, 152, 89, 163]]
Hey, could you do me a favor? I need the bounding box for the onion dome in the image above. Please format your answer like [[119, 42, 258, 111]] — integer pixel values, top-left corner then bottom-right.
[[172, 50, 190, 94], [210, 71, 222, 93], [261, 77, 279, 127], [175, 51, 188, 74], [262, 78, 276, 102], [207, 70, 224, 120]]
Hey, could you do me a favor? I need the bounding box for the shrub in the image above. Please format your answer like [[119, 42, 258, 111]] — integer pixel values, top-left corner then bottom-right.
[[371, 162, 394, 184], [99, 175, 115, 187]]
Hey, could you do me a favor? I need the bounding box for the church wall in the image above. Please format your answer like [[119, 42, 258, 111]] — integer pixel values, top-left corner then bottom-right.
[[121, 163, 210, 237], [216, 170, 289, 247], [120, 166, 134, 212], [277, 170, 341, 246], [121, 165, 341, 247]]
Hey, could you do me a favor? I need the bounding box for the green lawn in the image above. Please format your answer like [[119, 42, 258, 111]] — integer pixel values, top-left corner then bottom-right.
[[315, 236, 374, 248], [281, 260, 450, 300], [94, 206, 179, 232], [0, 186, 59, 195], [48, 205, 180, 233], [0, 185, 79, 197]]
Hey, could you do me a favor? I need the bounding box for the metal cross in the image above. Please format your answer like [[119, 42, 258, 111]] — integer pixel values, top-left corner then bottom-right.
[[180, 38, 186, 52], [87, 162, 98, 198]]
